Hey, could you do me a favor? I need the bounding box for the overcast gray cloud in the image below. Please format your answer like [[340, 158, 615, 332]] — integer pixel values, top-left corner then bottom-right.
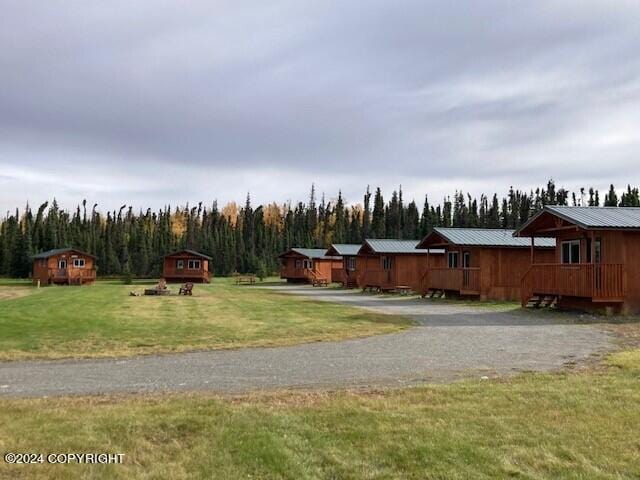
[[1, 0, 640, 212]]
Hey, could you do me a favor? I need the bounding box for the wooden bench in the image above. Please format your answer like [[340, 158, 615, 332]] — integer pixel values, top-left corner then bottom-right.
[[179, 282, 194, 295], [235, 276, 256, 285]]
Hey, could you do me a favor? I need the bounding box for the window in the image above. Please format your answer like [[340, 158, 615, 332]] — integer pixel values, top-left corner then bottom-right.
[[347, 257, 357, 271], [58, 259, 67, 269], [295, 259, 302, 269], [382, 256, 393, 270], [594, 239, 601, 263], [303, 259, 312, 269], [447, 251, 458, 268], [188, 259, 201, 270], [462, 251, 470, 268], [176, 259, 184, 269], [561, 240, 580, 264], [73, 258, 85, 268]]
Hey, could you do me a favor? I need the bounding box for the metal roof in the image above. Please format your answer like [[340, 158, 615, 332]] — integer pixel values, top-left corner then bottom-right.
[[165, 249, 213, 260], [544, 206, 640, 229], [32, 248, 97, 259], [279, 248, 341, 260], [426, 228, 555, 248], [361, 239, 444, 255], [515, 206, 640, 236], [326, 244, 361, 256]]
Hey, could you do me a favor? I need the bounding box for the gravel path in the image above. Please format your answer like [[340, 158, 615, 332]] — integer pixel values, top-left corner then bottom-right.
[[0, 286, 613, 398]]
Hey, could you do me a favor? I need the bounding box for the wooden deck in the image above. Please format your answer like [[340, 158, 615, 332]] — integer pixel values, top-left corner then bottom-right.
[[422, 267, 481, 295], [48, 268, 96, 285], [163, 268, 210, 283], [522, 263, 625, 303]]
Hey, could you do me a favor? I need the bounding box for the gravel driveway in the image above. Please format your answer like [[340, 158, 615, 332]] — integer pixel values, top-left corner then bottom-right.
[[0, 286, 613, 398]]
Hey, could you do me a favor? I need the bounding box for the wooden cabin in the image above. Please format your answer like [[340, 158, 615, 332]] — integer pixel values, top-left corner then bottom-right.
[[416, 228, 555, 300], [32, 248, 97, 285], [325, 244, 361, 287], [278, 248, 342, 285], [162, 250, 212, 283], [515, 206, 640, 314], [356, 239, 445, 292]]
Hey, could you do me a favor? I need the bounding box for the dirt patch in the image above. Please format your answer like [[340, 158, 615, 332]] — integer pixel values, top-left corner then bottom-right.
[[0, 287, 35, 302]]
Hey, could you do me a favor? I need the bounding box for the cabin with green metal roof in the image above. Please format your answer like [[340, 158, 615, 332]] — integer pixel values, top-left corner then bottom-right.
[[32, 248, 97, 285], [417, 228, 555, 301], [278, 248, 342, 285], [514, 206, 640, 313], [355, 239, 445, 293], [325, 244, 362, 287]]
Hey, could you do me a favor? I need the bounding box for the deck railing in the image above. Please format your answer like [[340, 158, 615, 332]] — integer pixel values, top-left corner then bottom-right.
[[358, 270, 392, 289], [522, 263, 625, 302], [164, 268, 209, 278], [281, 267, 322, 282], [48, 268, 96, 282], [423, 267, 481, 294]]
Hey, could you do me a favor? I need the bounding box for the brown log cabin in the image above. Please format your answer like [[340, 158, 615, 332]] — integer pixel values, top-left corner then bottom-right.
[[279, 248, 342, 284], [324, 244, 361, 287], [416, 228, 555, 300], [356, 239, 445, 292], [162, 250, 212, 283], [32, 248, 97, 285], [515, 206, 640, 314]]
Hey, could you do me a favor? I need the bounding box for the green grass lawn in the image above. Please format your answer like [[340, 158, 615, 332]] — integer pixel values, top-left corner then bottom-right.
[[1, 350, 639, 479], [0, 278, 410, 360]]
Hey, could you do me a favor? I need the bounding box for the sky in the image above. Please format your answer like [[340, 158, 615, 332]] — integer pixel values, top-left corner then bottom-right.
[[1, 0, 640, 214]]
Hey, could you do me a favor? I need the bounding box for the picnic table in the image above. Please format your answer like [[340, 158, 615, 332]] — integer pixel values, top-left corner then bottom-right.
[[235, 275, 256, 285], [393, 285, 412, 295], [312, 278, 329, 287]]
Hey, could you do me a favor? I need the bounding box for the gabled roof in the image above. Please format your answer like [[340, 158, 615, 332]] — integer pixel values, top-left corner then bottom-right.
[[515, 206, 640, 237], [325, 244, 361, 256], [418, 227, 555, 249], [279, 248, 340, 260], [359, 239, 444, 255], [32, 248, 97, 260], [164, 249, 213, 260]]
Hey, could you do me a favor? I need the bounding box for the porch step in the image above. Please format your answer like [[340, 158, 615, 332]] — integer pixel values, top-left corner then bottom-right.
[[425, 289, 445, 299], [345, 280, 358, 289], [525, 295, 558, 309], [539, 295, 558, 308]]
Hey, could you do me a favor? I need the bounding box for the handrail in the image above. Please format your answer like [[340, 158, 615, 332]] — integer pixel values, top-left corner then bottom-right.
[[424, 267, 481, 293], [522, 263, 625, 301]]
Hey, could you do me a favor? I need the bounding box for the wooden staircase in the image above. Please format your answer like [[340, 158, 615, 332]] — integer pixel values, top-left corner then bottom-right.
[[345, 279, 358, 289], [306, 269, 328, 287], [525, 295, 558, 309], [423, 289, 445, 299]]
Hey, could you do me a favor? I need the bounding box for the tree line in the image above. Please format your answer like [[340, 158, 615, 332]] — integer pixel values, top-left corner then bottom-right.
[[1, 180, 639, 278]]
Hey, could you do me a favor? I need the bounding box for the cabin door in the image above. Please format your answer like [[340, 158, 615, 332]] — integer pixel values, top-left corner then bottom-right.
[[462, 252, 470, 287]]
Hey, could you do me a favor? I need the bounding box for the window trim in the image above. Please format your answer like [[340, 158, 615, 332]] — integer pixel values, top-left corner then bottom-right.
[[382, 256, 393, 270], [447, 251, 459, 269], [347, 257, 356, 271], [73, 258, 85, 268], [188, 259, 201, 270], [176, 259, 184, 270], [561, 240, 581, 264]]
